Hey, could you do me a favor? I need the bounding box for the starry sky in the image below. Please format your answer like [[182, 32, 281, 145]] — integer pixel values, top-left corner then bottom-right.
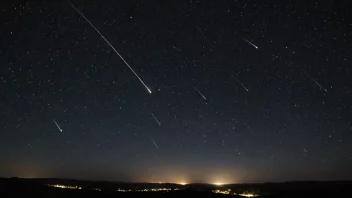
[[1, 0, 352, 184]]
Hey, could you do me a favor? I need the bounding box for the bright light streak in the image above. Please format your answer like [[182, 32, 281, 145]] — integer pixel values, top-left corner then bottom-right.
[[243, 37, 259, 49], [66, 0, 152, 94], [53, 119, 62, 132]]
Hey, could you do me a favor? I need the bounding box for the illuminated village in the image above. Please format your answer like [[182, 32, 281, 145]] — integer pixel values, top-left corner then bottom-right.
[[213, 189, 259, 197], [47, 183, 259, 197], [47, 184, 181, 193]]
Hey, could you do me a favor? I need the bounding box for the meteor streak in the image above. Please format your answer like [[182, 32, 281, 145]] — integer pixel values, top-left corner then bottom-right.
[[66, 0, 152, 94], [192, 85, 207, 100], [53, 119, 62, 132], [303, 71, 328, 92], [151, 113, 161, 126], [149, 135, 159, 149], [233, 76, 249, 92], [243, 37, 258, 49]]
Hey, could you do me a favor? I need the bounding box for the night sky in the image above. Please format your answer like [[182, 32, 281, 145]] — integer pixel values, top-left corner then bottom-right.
[[1, 0, 352, 184]]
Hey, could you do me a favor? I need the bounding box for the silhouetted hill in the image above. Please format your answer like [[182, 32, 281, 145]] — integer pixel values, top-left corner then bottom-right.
[[1, 177, 351, 198]]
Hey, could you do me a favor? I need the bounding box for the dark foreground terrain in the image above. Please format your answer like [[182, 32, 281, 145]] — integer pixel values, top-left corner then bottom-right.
[[0, 178, 351, 198]]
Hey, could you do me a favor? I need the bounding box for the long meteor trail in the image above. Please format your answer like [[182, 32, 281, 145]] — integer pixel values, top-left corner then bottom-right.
[[151, 113, 161, 126], [149, 135, 159, 149], [53, 119, 62, 132], [243, 38, 258, 49], [66, 0, 152, 94], [193, 85, 207, 100], [233, 76, 249, 92]]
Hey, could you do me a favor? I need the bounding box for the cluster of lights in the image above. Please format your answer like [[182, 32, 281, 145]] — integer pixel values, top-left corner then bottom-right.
[[117, 188, 181, 192], [48, 184, 181, 193], [47, 184, 82, 190], [212, 189, 259, 197], [237, 193, 259, 197], [213, 189, 231, 194], [48, 183, 258, 197]]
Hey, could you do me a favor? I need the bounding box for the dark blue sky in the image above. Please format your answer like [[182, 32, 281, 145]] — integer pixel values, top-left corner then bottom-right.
[[0, 0, 351, 184]]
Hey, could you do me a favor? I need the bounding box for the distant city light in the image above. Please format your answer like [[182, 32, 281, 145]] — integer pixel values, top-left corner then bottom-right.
[[117, 187, 181, 192], [47, 184, 82, 190], [47, 183, 259, 197], [213, 189, 260, 197], [47, 183, 183, 193], [213, 189, 231, 194], [239, 193, 259, 197]]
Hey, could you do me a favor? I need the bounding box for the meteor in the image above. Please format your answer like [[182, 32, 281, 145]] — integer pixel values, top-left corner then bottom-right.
[[53, 119, 62, 132], [66, 0, 152, 94], [243, 37, 258, 49], [192, 85, 207, 100], [303, 71, 328, 92], [149, 135, 159, 149], [233, 76, 249, 92], [151, 113, 161, 126]]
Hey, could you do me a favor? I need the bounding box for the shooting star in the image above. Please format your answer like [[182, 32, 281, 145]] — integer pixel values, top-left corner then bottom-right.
[[66, 0, 152, 94], [192, 85, 207, 100], [303, 71, 328, 92], [53, 119, 62, 132], [195, 27, 211, 44], [149, 135, 159, 149], [151, 113, 161, 126], [233, 76, 249, 92], [243, 37, 259, 49]]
